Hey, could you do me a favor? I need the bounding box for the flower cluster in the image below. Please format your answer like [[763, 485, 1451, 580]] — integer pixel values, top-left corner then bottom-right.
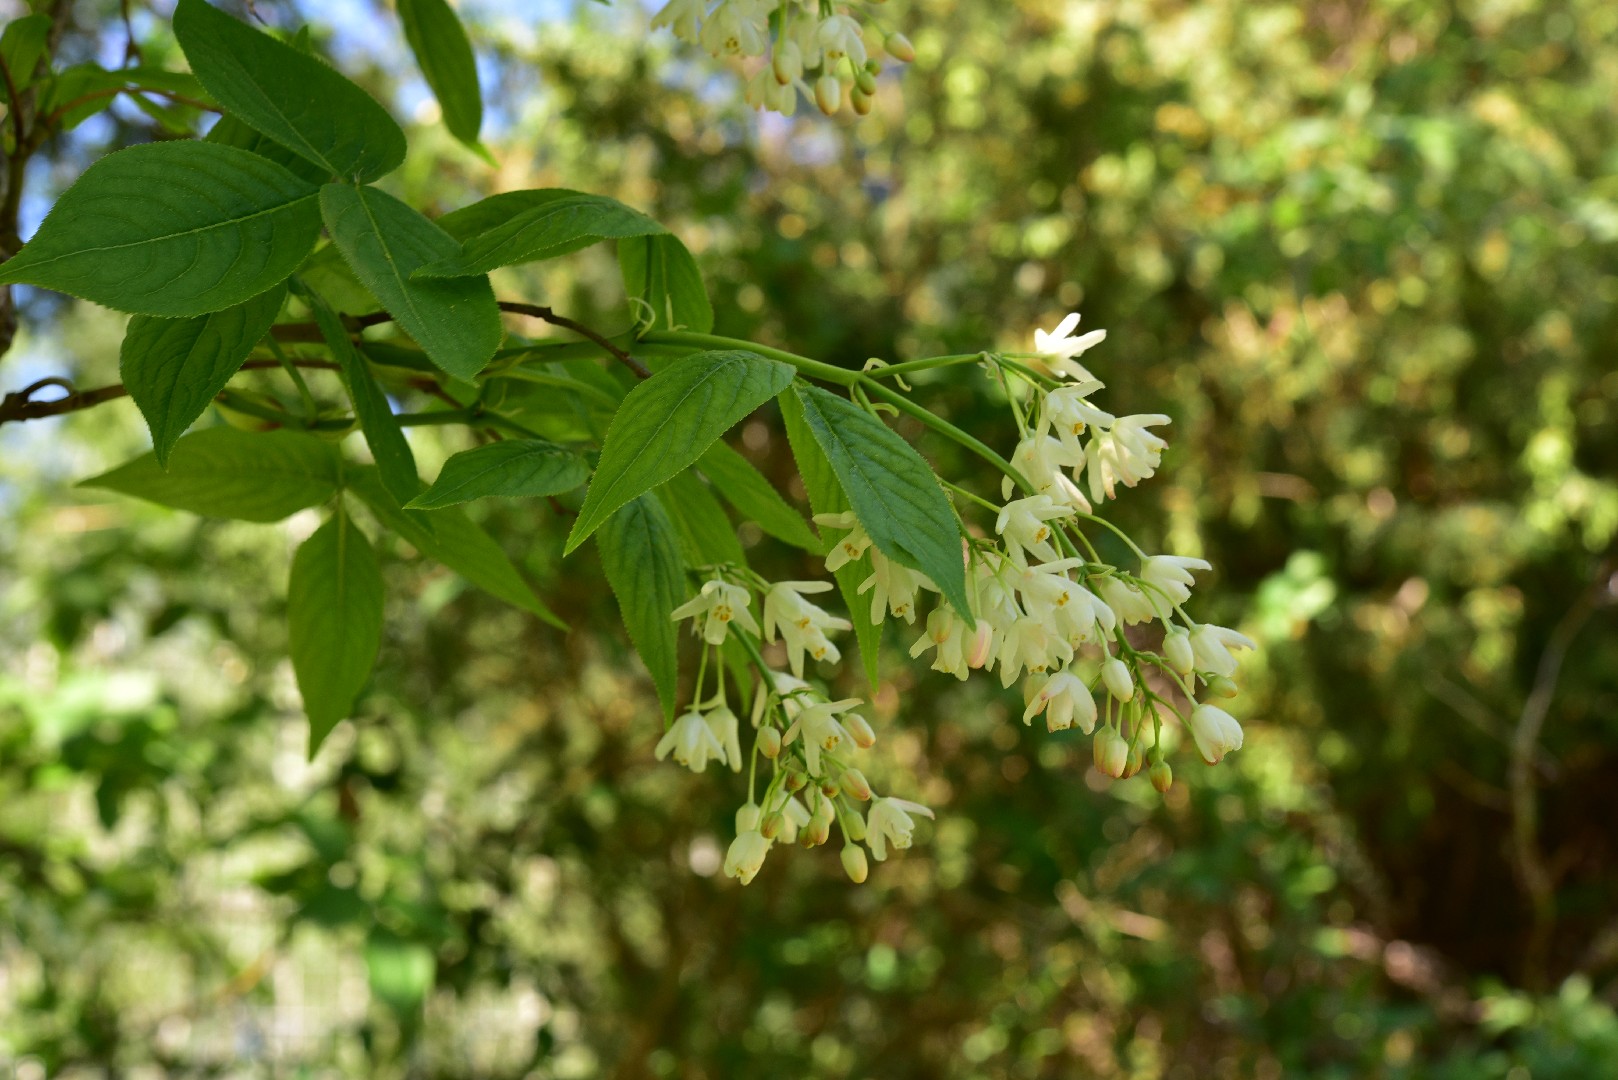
[[650, 0, 915, 117], [652, 312, 1256, 886], [666, 571, 929, 886]]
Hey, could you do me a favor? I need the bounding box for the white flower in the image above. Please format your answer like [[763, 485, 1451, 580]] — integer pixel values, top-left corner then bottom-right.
[[815, 13, 867, 67], [745, 66, 799, 114], [1096, 575, 1157, 625], [816, 511, 873, 572], [866, 796, 935, 861], [1041, 381, 1114, 454], [858, 552, 931, 624], [1034, 313, 1108, 380], [782, 697, 863, 775], [910, 606, 971, 679], [1015, 559, 1108, 643], [671, 578, 760, 645], [1084, 414, 1171, 501], [775, 793, 811, 843], [773, 36, 804, 83], [724, 829, 771, 884], [1022, 669, 1097, 733], [994, 614, 1074, 687], [705, 704, 743, 773], [1003, 434, 1088, 510], [700, 0, 769, 57], [995, 494, 1072, 567], [1189, 703, 1244, 764], [1139, 555, 1211, 609], [654, 710, 726, 773], [650, 0, 703, 42], [1189, 623, 1256, 677], [762, 580, 851, 676]]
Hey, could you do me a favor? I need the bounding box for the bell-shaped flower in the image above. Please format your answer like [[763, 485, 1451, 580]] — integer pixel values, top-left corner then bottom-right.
[[816, 512, 873, 572], [671, 578, 759, 645], [995, 614, 1074, 688], [866, 796, 935, 861], [1041, 381, 1115, 454], [723, 829, 771, 884], [815, 13, 867, 66], [910, 606, 971, 679], [699, 0, 769, 57], [1003, 434, 1089, 510], [654, 710, 726, 773], [705, 704, 743, 773], [1096, 575, 1157, 626], [996, 494, 1072, 567], [1022, 669, 1098, 733], [1084, 414, 1172, 501], [1033, 313, 1108, 381], [1189, 623, 1256, 678], [763, 580, 851, 676], [1189, 703, 1244, 764], [782, 697, 863, 775], [1140, 555, 1211, 609], [858, 552, 931, 624], [650, 0, 703, 42]]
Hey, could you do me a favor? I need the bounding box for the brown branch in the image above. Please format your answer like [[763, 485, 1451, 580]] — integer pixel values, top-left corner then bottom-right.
[[498, 301, 651, 379], [1509, 560, 1614, 989], [0, 359, 341, 428], [39, 86, 219, 135]]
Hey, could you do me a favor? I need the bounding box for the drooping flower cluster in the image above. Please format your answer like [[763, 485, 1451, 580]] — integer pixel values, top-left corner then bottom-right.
[[650, 312, 1255, 886], [650, 0, 915, 117]]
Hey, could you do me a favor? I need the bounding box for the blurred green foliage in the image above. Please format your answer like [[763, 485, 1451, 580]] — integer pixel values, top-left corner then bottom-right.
[[2, 0, 1617, 1076]]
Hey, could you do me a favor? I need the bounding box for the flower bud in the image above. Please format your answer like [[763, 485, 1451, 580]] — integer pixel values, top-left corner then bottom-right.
[[843, 808, 868, 841], [850, 88, 873, 116], [757, 725, 782, 759], [1102, 657, 1135, 702], [801, 817, 831, 847], [773, 39, 803, 84], [820, 780, 841, 799], [841, 767, 872, 801], [1206, 674, 1239, 699], [884, 32, 915, 63], [846, 712, 876, 748], [966, 620, 994, 669], [865, 59, 885, 76], [1149, 759, 1173, 793], [1163, 630, 1194, 676], [783, 770, 807, 792], [841, 843, 869, 883], [855, 68, 878, 95], [815, 74, 842, 115], [735, 802, 761, 833], [1123, 742, 1145, 779], [760, 811, 784, 839], [1093, 728, 1129, 778]]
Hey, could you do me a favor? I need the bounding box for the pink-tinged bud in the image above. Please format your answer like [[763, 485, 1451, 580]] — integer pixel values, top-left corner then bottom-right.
[[1149, 759, 1173, 793], [884, 32, 915, 63], [841, 767, 872, 801], [815, 74, 842, 115], [851, 88, 874, 116], [784, 770, 807, 792], [1123, 742, 1145, 779], [820, 780, 841, 799], [841, 844, 869, 883], [1206, 674, 1239, 699], [757, 726, 782, 759], [966, 620, 994, 668], [760, 812, 784, 839], [846, 712, 876, 748], [1163, 630, 1194, 676], [1093, 728, 1129, 778], [1102, 658, 1135, 702], [801, 818, 831, 847]]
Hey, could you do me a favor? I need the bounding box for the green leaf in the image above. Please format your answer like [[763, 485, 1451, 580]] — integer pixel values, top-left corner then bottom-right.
[[296, 242, 382, 315], [787, 383, 972, 620], [597, 494, 686, 718], [0, 15, 52, 101], [405, 440, 589, 509], [319, 183, 502, 380], [349, 468, 566, 629], [436, 189, 579, 241], [289, 510, 384, 754], [120, 284, 286, 467], [416, 193, 665, 278], [698, 440, 822, 552], [365, 929, 436, 1015], [173, 0, 406, 182], [302, 285, 420, 506], [779, 389, 880, 688], [619, 234, 713, 333], [206, 110, 331, 186], [658, 470, 744, 566], [397, 0, 483, 148], [0, 142, 320, 317], [80, 427, 339, 522], [565, 350, 794, 554]]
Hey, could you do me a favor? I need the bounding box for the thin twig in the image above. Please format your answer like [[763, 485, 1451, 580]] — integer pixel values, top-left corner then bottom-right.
[[498, 301, 650, 379]]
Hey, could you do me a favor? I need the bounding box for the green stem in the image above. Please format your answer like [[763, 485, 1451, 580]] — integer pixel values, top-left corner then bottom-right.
[[642, 330, 861, 387], [265, 336, 318, 419], [866, 353, 985, 379]]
